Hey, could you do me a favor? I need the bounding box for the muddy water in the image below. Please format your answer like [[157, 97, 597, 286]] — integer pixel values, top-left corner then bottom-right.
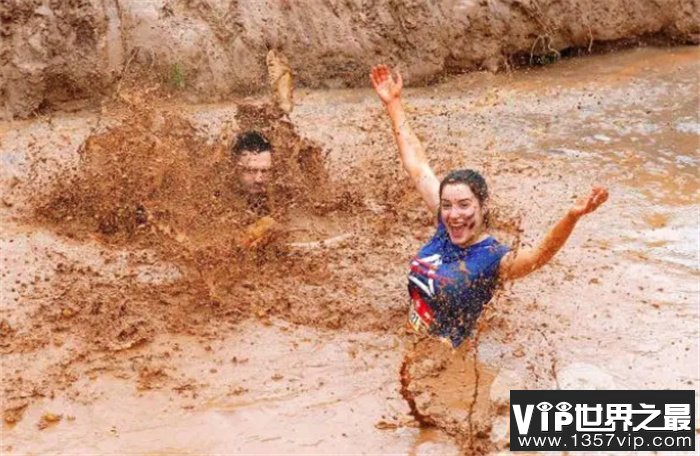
[[2, 46, 699, 454], [4, 322, 458, 454]]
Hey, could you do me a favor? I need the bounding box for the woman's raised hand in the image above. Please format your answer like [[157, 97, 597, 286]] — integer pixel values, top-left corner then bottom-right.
[[569, 186, 609, 218], [370, 64, 403, 105]]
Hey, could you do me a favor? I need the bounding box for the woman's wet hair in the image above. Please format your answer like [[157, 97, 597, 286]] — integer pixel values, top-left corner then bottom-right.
[[439, 169, 488, 203], [231, 131, 272, 156]]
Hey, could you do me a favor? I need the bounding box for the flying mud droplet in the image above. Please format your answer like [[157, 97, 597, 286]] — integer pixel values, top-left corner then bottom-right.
[[37, 413, 62, 430]]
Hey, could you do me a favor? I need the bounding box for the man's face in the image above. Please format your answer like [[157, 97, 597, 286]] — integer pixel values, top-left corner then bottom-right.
[[237, 151, 272, 196]]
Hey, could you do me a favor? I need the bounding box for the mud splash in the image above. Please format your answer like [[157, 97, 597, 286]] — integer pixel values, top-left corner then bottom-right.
[[32, 94, 330, 244], [399, 349, 433, 428]]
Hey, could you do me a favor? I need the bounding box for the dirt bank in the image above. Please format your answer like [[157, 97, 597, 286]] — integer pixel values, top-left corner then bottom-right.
[[2, 0, 699, 118]]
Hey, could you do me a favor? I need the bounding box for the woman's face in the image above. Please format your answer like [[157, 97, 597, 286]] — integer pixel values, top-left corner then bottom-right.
[[440, 183, 486, 247]]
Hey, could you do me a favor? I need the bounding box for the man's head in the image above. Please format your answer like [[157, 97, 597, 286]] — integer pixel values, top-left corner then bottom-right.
[[231, 131, 272, 196]]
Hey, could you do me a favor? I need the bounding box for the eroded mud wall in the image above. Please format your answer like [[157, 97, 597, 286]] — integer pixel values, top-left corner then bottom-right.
[[2, 0, 699, 118]]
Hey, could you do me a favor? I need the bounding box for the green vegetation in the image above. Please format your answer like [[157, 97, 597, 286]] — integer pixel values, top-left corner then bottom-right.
[[170, 63, 185, 89], [532, 51, 561, 66]]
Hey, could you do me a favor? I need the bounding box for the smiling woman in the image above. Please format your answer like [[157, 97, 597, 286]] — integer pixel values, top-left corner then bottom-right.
[[370, 64, 609, 348]]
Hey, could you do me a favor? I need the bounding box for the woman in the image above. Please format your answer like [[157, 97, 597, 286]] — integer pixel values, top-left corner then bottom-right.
[[370, 65, 609, 348]]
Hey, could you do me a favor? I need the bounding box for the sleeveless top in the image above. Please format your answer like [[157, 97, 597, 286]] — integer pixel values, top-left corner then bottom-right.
[[407, 217, 510, 347]]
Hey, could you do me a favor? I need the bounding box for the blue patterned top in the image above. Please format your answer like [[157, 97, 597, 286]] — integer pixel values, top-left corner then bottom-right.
[[407, 217, 510, 347]]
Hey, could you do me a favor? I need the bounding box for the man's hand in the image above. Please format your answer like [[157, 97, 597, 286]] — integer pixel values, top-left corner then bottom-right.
[[370, 64, 403, 105], [239, 216, 278, 249], [569, 186, 609, 218]]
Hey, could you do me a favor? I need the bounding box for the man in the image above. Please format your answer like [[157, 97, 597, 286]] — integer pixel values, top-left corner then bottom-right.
[[231, 130, 273, 216], [230, 130, 278, 248]]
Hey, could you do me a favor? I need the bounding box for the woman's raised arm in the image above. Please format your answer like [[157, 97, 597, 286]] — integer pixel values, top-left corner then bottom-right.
[[370, 64, 440, 214], [499, 186, 609, 281]]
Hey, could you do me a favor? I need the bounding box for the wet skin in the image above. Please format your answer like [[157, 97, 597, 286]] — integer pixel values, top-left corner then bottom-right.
[[237, 151, 272, 196]]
